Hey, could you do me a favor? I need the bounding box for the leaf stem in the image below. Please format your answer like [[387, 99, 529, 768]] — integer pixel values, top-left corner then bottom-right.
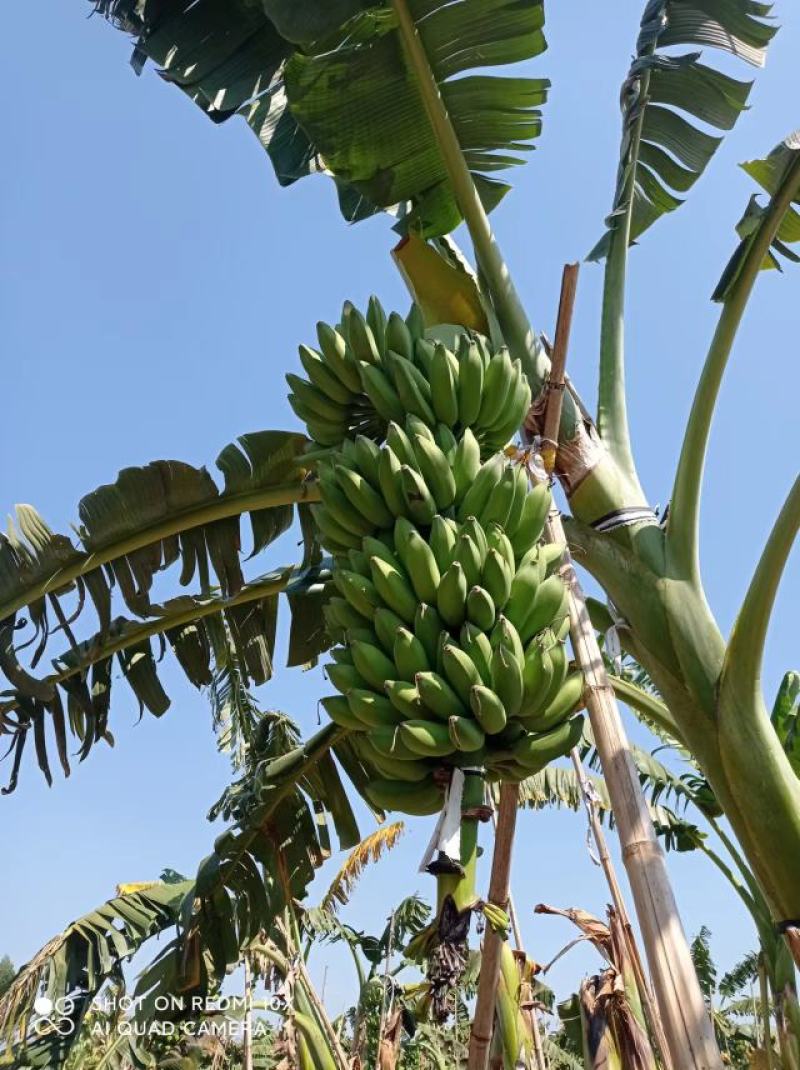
[[597, 69, 652, 488], [668, 154, 800, 580], [390, 0, 567, 422], [723, 476, 800, 705], [0, 565, 318, 717]]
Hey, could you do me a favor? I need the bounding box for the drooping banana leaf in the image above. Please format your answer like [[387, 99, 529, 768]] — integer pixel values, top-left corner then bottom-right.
[[589, 0, 776, 260], [92, 0, 549, 236], [712, 130, 800, 301], [1, 714, 367, 1070], [0, 878, 191, 1069], [0, 429, 328, 790], [0, 562, 331, 792]]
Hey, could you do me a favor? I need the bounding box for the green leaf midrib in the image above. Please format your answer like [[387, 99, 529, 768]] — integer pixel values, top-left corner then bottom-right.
[[0, 481, 320, 625], [0, 565, 318, 719]]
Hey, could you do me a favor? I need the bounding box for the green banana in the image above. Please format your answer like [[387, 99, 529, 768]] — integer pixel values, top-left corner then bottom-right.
[[335, 464, 394, 528], [538, 640, 569, 710], [460, 622, 494, 684], [486, 523, 516, 574], [448, 716, 485, 753], [317, 321, 362, 392], [457, 453, 505, 522], [461, 516, 488, 562], [414, 603, 446, 665], [387, 351, 436, 425], [312, 505, 362, 551], [362, 536, 401, 571], [491, 643, 524, 718], [298, 344, 354, 405], [452, 427, 481, 499], [476, 350, 515, 429], [501, 464, 530, 538], [470, 685, 507, 734], [482, 548, 513, 609], [359, 362, 405, 424], [393, 517, 441, 602], [334, 569, 381, 618], [347, 688, 405, 727], [394, 627, 431, 680], [385, 310, 414, 361], [327, 662, 369, 693], [344, 301, 381, 364], [442, 643, 483, 706], [369, 725, 421, 760], [437, 561, 468, 628], [370, 557, 418, 624], [430, 342, 460, 425], [318, 475, 373, 536], [520, 575, 569, 642], [352, 434, 382, 487], [479, 465, 518, 529], [490, 616, 524, 663], [320, 695, 364, 731], [367, 294, 388, 351], [365, 778, 444, 815], [454, 534, 483, 587], [524, 671, 584, 733], [398, 720, 456, 758], [416, 671, 467, 719], [368, 750, 433, 784], [413, 337, 436, 378], [286, 373, 349, 424], [434, 423, 458, 460], [466, 585, 496, 631], [326, 596, 369, 632], [386, 420, 418, 468], [399, 465, 437, 527], [302, 413, 349, 447], [457, 336, 484, 425], [520, 641, 554, 720], [411, 434, 456, 509], [510, 483, 551, 557], [374, 607, 407, 655], [350, 639, 397, 690], [429, 515, 458, 571], [504, 564, 540, 632], [377, 446, 408, 517], [513, 715, 585, 772], [384, 679, 426, 719]]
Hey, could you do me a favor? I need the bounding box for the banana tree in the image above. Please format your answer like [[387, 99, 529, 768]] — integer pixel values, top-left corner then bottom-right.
[[76, 0, 800, 965], [10, 3, 800, 1069]]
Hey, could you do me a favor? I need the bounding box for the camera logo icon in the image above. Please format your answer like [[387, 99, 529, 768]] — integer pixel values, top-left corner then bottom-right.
[[33, 996, 76, 1037]]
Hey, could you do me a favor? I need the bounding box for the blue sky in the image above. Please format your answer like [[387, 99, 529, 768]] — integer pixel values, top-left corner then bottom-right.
[[1, 0, 798, 1021]]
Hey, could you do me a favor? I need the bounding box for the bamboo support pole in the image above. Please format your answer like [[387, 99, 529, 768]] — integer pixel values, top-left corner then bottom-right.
[[570, 748, 672, 1070], [540, 264, 579, 475], [468, 783, 520, 1070], [531, 267, 723, 1070]]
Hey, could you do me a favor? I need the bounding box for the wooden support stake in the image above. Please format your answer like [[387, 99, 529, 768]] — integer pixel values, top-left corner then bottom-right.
[[468, 783, 520, 1070], [528, 265, 723, 1070], [540, 263, 579, 475], [570, 747, 672, 1070]]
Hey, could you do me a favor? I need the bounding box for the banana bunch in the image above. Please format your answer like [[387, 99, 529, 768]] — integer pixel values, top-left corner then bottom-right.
[[288, 300, 584, 816], [321, 507, 584, 804], [287, 297, 531, 456]]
